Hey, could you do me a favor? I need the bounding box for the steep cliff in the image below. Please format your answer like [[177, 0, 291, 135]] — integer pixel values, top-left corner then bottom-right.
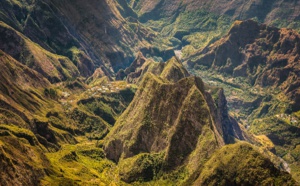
[[187, 20, 300, 112], [0, 1, 298, 185], [0, 0, 153, 74], [104, 60, 248, 182], [186, 20, 300, 182]]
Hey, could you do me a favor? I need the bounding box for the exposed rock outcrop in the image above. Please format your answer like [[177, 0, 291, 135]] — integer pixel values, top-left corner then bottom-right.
[[187, 20, 300, 111]]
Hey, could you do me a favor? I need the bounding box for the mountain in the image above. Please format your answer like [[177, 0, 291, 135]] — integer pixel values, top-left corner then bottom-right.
[[0, 49, 67, 185], [116, 52, 190, 83], [103, 59, 294, 184], [186, 20, 300, 111], [0, 49, 49, 128], [0, 21, 80, 83], [126, 0, 300, 62], [0, 0, 153, 75], [129, 0, 300, 25], [186, 19, 300, 182], [0, 0, 299, 185]]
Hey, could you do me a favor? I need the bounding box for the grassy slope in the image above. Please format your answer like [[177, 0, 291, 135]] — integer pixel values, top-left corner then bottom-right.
[[0, 46, 136, 185], [195, 142, 295, 186], [42, 136, 126, 185], [0, 48, 295, 184], [0, 21, 79, 83]]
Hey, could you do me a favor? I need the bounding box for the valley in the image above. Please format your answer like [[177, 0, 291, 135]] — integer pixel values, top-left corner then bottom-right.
[[0, 0, 300, 185]]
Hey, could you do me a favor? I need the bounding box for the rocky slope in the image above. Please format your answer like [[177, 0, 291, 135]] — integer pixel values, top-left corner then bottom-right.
[[126, 0, 300, 62], [186, 20, 300, 182], [103, 57, 294, 184], [0, 0, 153, 75], [0, 0, 298, 185], [129, 0, 300, 25], [187, 20, 300, 111]]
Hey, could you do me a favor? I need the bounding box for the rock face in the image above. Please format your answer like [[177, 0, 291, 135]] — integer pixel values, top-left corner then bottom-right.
[[104, 59, 247, 182], [0, 1, 297, 185], [187, 20, 300, 111], [0, 0, 152, 75]]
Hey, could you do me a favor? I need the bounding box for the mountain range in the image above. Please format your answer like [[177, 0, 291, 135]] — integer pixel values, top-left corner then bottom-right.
[[0, 0, 300, 185]]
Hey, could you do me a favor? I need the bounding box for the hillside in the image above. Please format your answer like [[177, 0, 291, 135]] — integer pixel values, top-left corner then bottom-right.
[[0, 0, 299, 185], [194, 142, 294, 186], [0, 50, 72, 185], [0, 47, 137, 184], [129, 0, 300, 25], [103, 61, 293, 185], [0, 21, 80, 82], [186, 20, 300, 182], [127, 0, 300, 62], [0, 0, 153, 74]]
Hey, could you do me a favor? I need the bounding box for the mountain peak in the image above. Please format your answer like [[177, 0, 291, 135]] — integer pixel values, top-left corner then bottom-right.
[[103, 70, 246, 182], [0, 1, 298, 184]]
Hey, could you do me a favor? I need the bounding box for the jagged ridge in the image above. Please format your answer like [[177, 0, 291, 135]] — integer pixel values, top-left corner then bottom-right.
[[104, 59, 248, 182]]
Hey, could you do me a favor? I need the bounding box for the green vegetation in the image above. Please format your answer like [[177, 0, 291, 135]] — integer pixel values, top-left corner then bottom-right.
[[186, 19, 300, 182], [144, 10, 231, 57], [0, 124, 40, 146], [1, 0, 300, 185], [118, 153, 164, 183], [42, 137, 125, 185], [196, 142, 295, 185], [44, 88, 58, 100]]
